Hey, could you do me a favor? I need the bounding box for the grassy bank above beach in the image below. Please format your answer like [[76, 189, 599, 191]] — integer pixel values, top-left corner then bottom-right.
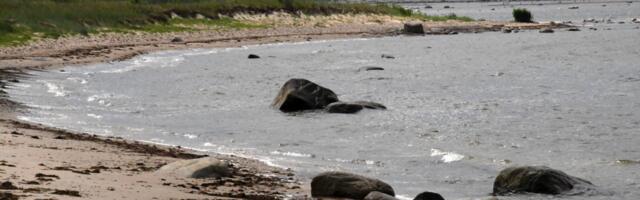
[[0, 0, 471, 46]]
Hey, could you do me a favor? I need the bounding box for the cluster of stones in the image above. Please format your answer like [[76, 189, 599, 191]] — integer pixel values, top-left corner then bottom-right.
[[271, 79, 386, 114]]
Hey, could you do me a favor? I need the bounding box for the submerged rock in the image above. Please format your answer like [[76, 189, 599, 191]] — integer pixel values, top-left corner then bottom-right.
[[311, 171, 395, 199], [381, 54, 396, 59], [326, 102, 364, 114], [539, 28, 554, 33], [157, 157, 231, 178], [404, 22, 425, 34], [493, 166, 594, 195], [414, 191, 445, 200], [272, 79, 338, 112], [567, 28, 580, 31], [352, 101, 387, 110], [248, 54, 260, 59], [359, 66, 385, 71], [365, 191, 399, 200]]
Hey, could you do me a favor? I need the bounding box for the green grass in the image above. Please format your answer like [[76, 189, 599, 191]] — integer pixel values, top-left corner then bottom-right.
[[0, 0, 472, 46]]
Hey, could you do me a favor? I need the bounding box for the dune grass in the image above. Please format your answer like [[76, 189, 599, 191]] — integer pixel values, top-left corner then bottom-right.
[[0, 0, 472, 46]]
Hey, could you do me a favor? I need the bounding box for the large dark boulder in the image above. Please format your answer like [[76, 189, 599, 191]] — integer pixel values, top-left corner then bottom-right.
[[404, 22, 425, 34], [414, 191, 445, 200], [311, 171, 395, 199], [272, 79, 339, 112], [326, 102, 364, 114], [493, 166, 593, 195]]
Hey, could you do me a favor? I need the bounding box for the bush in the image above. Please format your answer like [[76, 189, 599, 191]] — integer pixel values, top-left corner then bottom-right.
[[512, 8, 532, 22]]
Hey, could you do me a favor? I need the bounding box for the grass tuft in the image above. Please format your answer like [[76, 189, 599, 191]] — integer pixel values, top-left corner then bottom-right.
[[512, 8, 533, 23]]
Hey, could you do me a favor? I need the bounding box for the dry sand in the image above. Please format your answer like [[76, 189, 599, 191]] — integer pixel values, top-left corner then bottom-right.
[[0, 14, 565, 199]]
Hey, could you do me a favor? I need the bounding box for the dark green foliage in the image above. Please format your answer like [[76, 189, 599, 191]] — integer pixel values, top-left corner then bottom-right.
[[512, 8, 533, 22]]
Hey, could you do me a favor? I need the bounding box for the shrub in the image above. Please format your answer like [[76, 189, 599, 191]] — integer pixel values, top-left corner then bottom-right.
[[512, 8, 532, 22]]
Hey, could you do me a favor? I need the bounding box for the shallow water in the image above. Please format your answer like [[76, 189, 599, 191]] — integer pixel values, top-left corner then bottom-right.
[[7, 4, 640, 200], [408, 1, 640, 22]]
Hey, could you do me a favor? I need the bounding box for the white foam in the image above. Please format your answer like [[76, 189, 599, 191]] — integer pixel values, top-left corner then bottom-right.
[[183, 134, 198, 139], [66, 77, 88, 84], [99, 55, 185, 73], [270, 150, 315, 158], [87, 113, 103, 119], [430, 148, 465, 163], [41, 81, 68, 97]]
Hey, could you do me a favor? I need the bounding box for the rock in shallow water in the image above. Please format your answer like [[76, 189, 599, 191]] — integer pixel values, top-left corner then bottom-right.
[[539, 28, 554, 33], [248, 54, 260, 59], [157, 157, 231, 178], [311, 171, 395, 199], [272, 79, 339, 112], [414, 191, 445, 200], [326, 102, 364, 114], [352, 101, 387, 110], [359, 66, 385, 71], [493, 166, 594, 195]]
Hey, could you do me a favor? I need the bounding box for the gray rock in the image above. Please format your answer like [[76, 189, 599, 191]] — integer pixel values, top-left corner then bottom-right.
[[539, 28, 554, 33], [352, 101, 387, 110], [326, 102, 364, 114], [359, 66, 385, 71], [272, 79, 338, 112], [493, 166, 594, 195], [414, 191, 445, 200], [404, 22, 425, 34], [381, 54, 396, 59], [157, 157, 231, 178], [568, 6, 579, 9], [502, 28, 512, 33], [171, 37, 184, 43], [311, 171, 395, 199], [365, 191, 399, 200]]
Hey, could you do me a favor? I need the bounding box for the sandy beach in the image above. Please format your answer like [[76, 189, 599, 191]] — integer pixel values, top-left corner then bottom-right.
[[0, 13, 566, 199]]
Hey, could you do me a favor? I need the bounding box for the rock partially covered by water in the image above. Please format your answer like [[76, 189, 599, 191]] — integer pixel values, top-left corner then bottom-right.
[[359, 66, 385, 71], [567, 28, 580, 31], [414, 191, 445, 200], [157, 157, 231, 178], [352, 101, 387, 110], [311, 171, 395, 199], [404, 22, 425, 34], [493, 166, 594, 195], [272, 79, 338, 112], [365, 191, 399, 200], [539, 28, 554, 33], [326, 102, 364, 114], [248, 54, 260, 59]]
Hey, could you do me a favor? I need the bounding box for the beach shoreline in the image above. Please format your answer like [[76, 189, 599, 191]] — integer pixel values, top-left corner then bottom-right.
[[0, 17, 566, 199]]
